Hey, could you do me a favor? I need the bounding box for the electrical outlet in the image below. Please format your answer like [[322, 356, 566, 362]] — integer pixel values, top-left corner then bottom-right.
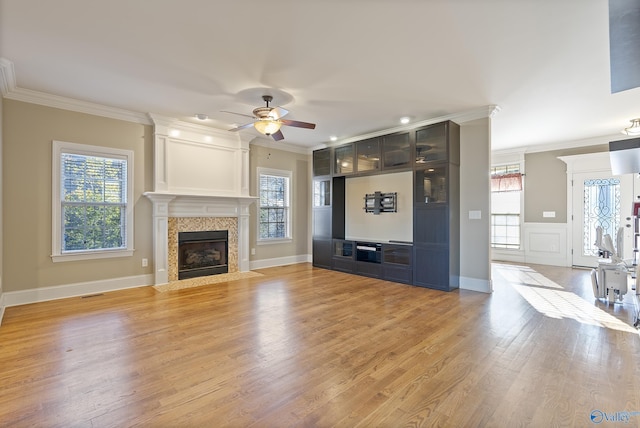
[[142, 258, 148, 267], [251, 248, 256, 255]]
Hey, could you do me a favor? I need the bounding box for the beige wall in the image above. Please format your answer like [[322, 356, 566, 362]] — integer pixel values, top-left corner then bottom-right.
[[460, 118, 491, 292], [0, 95, 4, 303], [249, 144, 310, 261], [524, 144, 607, 223], [345, 171, 413, 242], [3, 99, 154, 292]]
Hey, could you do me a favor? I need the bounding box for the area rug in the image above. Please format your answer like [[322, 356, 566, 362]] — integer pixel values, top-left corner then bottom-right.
[[152, 271, 264, 292]]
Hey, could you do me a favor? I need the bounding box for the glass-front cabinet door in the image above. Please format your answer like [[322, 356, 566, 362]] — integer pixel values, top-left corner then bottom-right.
[[383, 244, 412, 266], [415, 166, 448, 204], [313, 148, 331, 176], [382, 132, 411, 169], [333, 240, 354, 258], [356, 138, 380, 173], [334, 144, 354, 175], [415, 123, 447, 164], [313, 179, 331, 207]]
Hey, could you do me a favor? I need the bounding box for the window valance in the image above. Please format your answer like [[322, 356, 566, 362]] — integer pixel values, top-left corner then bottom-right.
[[491, 172, 523, 192]]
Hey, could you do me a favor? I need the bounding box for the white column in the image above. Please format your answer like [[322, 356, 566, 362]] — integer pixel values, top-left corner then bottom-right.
[[238, 199, 253, 271], [144, 193, 176, 285], [239, 133, 253, 197]]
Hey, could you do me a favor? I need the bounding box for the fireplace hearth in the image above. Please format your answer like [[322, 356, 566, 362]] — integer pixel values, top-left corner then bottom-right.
[[178, 230, 228, 280]]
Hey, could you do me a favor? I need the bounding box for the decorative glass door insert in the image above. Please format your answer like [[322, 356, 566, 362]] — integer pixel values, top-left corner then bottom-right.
[[582, 177, 620, 257]]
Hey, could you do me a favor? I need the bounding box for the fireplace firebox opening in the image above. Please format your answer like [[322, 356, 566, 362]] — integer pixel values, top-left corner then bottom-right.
[[178, 230, 228, 280]]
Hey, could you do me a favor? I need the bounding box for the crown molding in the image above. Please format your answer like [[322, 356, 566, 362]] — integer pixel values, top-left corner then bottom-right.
[[0, 58, 17, 96], [521, 133, 617, 154], [147, 113, 233, 139], [492, 134, 616, 159], [249, 135, 312, 155], [7, 86, 152, 125], [0, 57, 151, 125], [311, 142, 329, 152], [327, 105, 501, 147]]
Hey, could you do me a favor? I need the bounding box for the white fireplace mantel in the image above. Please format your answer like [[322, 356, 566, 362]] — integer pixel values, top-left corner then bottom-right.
[[144, 115, 258, 286], [144, 192, 256, 218], [144, 192, 256, 285]]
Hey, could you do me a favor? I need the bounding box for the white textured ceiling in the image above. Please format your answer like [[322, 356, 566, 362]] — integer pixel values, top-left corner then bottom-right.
[[1, 0, 639, 151]]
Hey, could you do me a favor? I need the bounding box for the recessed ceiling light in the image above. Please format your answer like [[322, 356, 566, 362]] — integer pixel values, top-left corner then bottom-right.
[[400, 117, 410, 125], [195, 114, 208, 121], [330, 136, 338, 142], [169, 129, 180, 137]]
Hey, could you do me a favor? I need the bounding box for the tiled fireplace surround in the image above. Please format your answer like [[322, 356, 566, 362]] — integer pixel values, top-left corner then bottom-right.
[[144, 115, 255, 286], [169, 217, 237, 280]]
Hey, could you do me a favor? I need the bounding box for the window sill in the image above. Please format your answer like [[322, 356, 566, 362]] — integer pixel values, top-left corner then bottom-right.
[[257, 238, 293, 246], [51, 249, 134, 263]]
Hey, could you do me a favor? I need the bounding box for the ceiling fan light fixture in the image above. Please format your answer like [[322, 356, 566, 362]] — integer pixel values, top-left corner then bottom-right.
[[254, 119, 282, 136], [622, 118, 640, 136]]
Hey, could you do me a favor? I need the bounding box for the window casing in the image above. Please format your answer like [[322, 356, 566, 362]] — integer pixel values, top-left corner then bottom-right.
[[257, 168, 292, 243], [52, 141, 134, 262], [491, 163, 522, 250]]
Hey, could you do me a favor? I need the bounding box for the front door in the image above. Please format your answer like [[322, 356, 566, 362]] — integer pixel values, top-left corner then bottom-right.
[[571, 171, 633, 267]]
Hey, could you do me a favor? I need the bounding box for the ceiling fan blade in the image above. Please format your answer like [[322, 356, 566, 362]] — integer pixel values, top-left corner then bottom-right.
[[271, 130, 285, 141], [228, 122, 255, 132], [221, 110, 256, 120], [280, 119, 316, 129], [269, 106, 289, 120]]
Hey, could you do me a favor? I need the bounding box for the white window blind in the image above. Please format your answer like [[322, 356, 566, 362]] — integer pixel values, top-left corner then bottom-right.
[[61, 153, 128, 252]]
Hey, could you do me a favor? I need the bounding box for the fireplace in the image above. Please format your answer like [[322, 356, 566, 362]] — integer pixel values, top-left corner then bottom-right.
[[143, 194, 253, 286], [178, 230, 228, 279]]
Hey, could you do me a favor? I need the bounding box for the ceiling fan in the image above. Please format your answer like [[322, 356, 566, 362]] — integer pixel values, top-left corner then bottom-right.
[[224, 95, 316, 141]]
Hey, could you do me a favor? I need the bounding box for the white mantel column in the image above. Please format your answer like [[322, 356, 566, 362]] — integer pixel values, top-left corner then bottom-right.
[[238, 133, 253, 198], [238, 199, 253, 272], [144, 193, 176, 286]]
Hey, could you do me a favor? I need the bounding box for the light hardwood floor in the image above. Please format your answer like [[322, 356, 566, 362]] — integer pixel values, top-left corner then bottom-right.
[[1, 262, 639, 427]]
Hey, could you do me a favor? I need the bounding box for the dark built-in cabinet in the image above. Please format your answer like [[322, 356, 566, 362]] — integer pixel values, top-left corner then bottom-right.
[[312, 121, 460, 291], [329, 239, 413, 284]]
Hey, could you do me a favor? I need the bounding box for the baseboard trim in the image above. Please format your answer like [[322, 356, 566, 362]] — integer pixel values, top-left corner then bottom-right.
[[491, 251, 526, 264], [1, 255, 316, 308], [522, 255, 568, 267], [249, 254, 312, 270], [0, 293, 6, 326], [460, 276, 493, 293], [3, 274, 154, 308]]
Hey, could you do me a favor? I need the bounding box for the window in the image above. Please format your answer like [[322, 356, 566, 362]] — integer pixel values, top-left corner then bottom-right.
[[491, 163, 522, 250], [257, 168, 292, 242], [52, 141, 134, 262]]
